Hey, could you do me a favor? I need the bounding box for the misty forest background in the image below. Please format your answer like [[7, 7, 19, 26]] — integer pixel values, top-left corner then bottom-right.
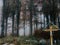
[[0, 0, 60, 37]]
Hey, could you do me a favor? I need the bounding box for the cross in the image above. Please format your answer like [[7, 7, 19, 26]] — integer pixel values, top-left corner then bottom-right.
[[44, 25, 59, 45]]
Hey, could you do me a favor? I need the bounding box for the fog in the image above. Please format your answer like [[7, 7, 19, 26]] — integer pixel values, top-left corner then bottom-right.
[[0, 0, 46, 36]]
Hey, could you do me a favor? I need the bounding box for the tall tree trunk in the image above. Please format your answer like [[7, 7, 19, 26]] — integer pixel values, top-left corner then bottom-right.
[[45, 14, 49, 28], [50, 0, 57, 25], [23, 4, 26, 36], [12, 13, 15, 36], [29, 0, 34, 36], [5, 17, 8, 36], [23, 12, 26, 36], [1, 15, 4, 37], [33, 5, 37, 29], [58, 15, 60, 28], [44, 15, 46, 28], [1, 0, 5, 37], [16, 0, 20, 36], [16, 12, 20, 36]]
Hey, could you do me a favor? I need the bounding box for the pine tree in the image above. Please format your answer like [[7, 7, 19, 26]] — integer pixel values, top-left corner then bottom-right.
[[42, 0, 58, 26], [1, 0, 5, 37], [16, 0, 21, 36], [29, 0, 34, 36]]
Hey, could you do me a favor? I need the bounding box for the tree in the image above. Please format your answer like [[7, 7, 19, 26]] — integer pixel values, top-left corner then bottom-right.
[[42, 0, 58, 26], [1, 0, 6, 37], [29, 0, 34, 36], [42, 0, 50, 27], [16, 0, 21, 36], [33, 5, 38, 29], [49, 0, 58, 24]]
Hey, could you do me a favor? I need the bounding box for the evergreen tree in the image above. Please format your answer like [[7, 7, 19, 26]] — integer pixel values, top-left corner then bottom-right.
[[42, 0, 58, 26], [1, 0, 5, 37], [16, 0, 21, 36], [29, 0, 34, 36]]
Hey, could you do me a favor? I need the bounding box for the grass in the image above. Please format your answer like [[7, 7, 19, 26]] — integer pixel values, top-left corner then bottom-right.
[[0, 36, 35, 45]]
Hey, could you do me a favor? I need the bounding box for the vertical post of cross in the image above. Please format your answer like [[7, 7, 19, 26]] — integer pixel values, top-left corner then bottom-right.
[[50, 26, 53, 45]]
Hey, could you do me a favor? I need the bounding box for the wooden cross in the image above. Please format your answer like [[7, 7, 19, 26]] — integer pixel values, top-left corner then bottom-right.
[[44, 26, 59, 45]]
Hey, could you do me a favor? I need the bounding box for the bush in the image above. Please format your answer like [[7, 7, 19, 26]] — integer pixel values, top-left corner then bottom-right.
[[33, 29, 42, 40]]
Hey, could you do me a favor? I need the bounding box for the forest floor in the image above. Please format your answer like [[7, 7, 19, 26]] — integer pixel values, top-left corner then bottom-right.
[[0, 36, 35, 45]]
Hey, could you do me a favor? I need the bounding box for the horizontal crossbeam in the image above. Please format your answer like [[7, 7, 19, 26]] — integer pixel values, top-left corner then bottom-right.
[[43, 29, 59, 32]]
